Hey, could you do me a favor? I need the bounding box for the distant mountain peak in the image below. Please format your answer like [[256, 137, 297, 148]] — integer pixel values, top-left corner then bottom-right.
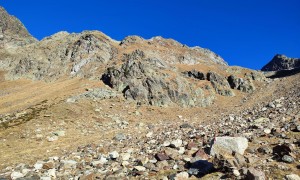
[[261, 54, 300, 71]]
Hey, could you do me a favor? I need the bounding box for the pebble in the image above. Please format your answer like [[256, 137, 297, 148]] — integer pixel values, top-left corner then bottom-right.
[[34, 162, 43, 170], [285, 174, 300, 180], [233, 169, 240, 177], [174, 172, 189, 180], [114, 133, 126, 141], [162, 141, 171, 147], [109, 151, 119, 159], [264, 129, 271, 134], [53, 130, 65, 137], [121, 153, 131, 161], [282, 155, 294, 163], [47, 136, 58, 142], [134, 166, 146, 172], [11, 172, 24, 180], [146, 132, 153, 138], [170, 139, 183, 148]]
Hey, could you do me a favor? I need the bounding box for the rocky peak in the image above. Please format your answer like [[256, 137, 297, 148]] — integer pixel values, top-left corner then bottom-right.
[[0, 6, 37, 48], [261, 54, 300, 71]]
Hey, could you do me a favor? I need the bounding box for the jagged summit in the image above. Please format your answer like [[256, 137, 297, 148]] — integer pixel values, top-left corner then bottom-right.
[[0, 6, 37, 48], [261, 54, 300, 71]]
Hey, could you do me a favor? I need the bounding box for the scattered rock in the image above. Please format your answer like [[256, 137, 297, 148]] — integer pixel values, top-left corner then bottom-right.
[[174, 171, 189, 180], [286, 174, 300, 180], [246, 167, 266, 180], [282, 155, 294, 163], [170, 139, 183, 148], [11, 171, 24, 180]]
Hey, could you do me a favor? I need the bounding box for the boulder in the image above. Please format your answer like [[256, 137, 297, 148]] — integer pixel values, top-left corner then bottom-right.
[[210, 137, 248, 156]]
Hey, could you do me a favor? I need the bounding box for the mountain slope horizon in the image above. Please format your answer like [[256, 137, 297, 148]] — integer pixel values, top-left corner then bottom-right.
[[0, 5, 299, 179]]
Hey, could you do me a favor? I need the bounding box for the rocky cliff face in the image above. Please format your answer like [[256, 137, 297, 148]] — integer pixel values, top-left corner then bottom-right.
[[0, 6, 266, 107], [262, 54, 300, 71], [0, 7, 37, 48]]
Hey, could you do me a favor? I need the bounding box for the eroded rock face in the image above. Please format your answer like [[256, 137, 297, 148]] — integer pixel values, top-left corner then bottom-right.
[[101, 50, 215, 107], [262, 54, 300, 71], [228, 75, 255, 93], [207, 72, 234, 96]]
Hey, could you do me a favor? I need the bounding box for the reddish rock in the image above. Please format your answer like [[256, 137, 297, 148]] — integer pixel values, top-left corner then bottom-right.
[[187, 142, 197, 150], [155, 153, 170, 161], [42, 162, 54, 170], [194, 149, 209, 160]]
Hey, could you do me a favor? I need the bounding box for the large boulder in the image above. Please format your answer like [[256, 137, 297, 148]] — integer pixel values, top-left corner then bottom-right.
[[210, 137, 248, 156]]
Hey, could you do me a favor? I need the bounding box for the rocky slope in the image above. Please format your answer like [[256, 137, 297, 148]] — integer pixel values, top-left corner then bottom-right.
[[0, 6, 299, 180], [0, 6, 266, 108], [262, 54, 300, 71]]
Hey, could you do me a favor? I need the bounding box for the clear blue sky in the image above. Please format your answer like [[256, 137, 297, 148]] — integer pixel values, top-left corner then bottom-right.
[[1, 0, 300, 69]]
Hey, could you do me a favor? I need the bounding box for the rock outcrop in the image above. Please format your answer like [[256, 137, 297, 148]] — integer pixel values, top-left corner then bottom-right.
[[0, 6, 37, 48], [0, 6, 264, 107], [262, 54, 300, 71], [101, 50, 215, 107]]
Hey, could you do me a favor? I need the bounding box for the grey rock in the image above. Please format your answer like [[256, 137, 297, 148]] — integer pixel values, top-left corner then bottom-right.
[[210, 137, 248, 156], [114, 133, 126, 141], [228, 75, 255, 93], [183, 70, 206, 80], [246, 167, 266, 180], [207, 71, 234, 96], [282, 155, 294, 163]]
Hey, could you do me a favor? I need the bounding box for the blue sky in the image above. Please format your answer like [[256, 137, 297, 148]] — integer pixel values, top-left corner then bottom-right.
[[1, 0, 300, 69]]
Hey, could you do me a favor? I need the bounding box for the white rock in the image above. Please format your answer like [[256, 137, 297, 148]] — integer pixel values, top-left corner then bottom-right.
[[178, 147, 185, 154], [146, 132, 153, 138], [40, 177, 51, 180], [210, 136, 248, 156], [171, 139, 183, 148], [174, 172, 189, 180], [62, 160, 77, 169], [122, 161, 130, 166], [47, 136, 58, 142], [53, 130, 65, 137], [286, 174, 300, 180], [34, 162, 43, 170], [109, 151, 119, 159], [11, 172, 24, 180], [134, 166, 146, 171], [21, 169, 30, 176], [121, 153, 131, 161], [99, 156, 108, 164], [264, 129, 271, 134], [162, 141, 171, 147], [47, 169, 56, 178], [233, 169, 240, 177]]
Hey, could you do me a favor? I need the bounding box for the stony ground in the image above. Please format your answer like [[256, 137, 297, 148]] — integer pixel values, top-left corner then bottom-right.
[[0, 73, 299, 180]]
